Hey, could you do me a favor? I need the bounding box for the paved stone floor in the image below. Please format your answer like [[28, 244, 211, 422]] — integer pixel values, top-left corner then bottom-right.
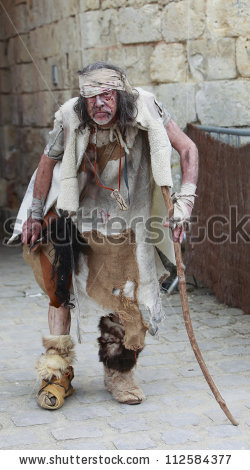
[[0, 245, 250, 450]]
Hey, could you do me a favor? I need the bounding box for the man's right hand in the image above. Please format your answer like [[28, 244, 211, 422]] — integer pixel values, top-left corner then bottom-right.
[[22, 216, 42, 247]]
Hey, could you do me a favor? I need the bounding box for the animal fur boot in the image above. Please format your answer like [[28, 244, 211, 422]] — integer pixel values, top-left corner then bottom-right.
[[104, 366, 145, 404], [98, 314, 145, 404], [98, 313, 142, 372], [36, 335, 75, 410]]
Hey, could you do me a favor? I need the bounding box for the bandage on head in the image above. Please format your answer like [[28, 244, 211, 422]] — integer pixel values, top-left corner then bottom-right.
[[79, 67, 133, 98]]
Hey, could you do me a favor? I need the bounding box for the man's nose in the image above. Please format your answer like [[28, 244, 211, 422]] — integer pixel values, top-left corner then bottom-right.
[[95, 95, 104, 106]]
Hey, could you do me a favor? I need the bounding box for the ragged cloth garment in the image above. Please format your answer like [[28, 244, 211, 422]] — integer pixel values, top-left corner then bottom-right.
[[10, 88, 175, 347]]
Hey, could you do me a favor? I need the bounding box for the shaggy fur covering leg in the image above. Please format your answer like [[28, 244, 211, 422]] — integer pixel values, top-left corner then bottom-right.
[[48, 216, 88, 307], [98, 314, 142, 372], [104, 366, 145, 404], [36, 335, 75, 381]]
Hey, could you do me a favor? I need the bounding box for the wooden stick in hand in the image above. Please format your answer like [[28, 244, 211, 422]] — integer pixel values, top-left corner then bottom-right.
[[161, 186, 238, 426]]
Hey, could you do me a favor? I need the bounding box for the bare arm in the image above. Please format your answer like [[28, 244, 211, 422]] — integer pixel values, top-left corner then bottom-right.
[[166, 119, 198, 185], [22, 153, 57, 246], [33, 153, 57, 199], [164, 119, 199, 242]]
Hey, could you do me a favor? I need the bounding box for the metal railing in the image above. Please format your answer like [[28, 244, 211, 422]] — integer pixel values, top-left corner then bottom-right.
[[195, 125, 250, 147]]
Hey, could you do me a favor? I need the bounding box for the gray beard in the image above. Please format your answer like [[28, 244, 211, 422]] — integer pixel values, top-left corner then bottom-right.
[[92, 113, 112, 126]]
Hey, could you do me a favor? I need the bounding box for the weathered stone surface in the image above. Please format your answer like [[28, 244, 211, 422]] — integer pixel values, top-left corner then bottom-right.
[[142, 380, 176, 396], [0, 430, 38, 449], [102, 0, 125, 8], [80, 0, 100, 11], [208, 424, 241, 439], [68, 50, 83, 87], [27, 0, 79, 29], [75, 389, 113, 404], [7, 34, 32, 66], [151, 83, 197, 129], [161, 429, 201, 445], [30, 16, 81, 59], [206, 439, 247, 450], [162, 0, 205, 42], [29, 26, 58, 59], [196, 80, 250, 126], [150, 43, 186, 83], [0, 95, 12, 125], [207, 0, 250, 38], [83, 44, 154, 86], [0, 69, 11, 93], [57, 16, 81, 56], [102, 0, 157, 7], [0, 125, 19, 175], [108, 416, 150, 433], [62, 440, 108, 450], [159, 0, 182, 4], [119, 400, 160, 415], [188, 38, 236, 81], [11, 410, 55, 426], [0, 8, 7, 40], [0, 178, 8, 207], [161, 0, 182, 3], [18, 128, 46, 181], [0, 41, 8, 68], [62, 404, 111, 421], [4, 4, 29, 38], [160, 411, 200, 426], [56, 0, 79, 18], [236, 37, 250, 78], [118, 5, 162, 44], [36, 51, 82, 91], [217, 359, 250, 374], [113, 435, 156, 450], [11, 64, 38, 93], [80, 9, 118, 48], [21, 90, 75, 127], [0, 126, 17, 161], [52, 424, 103, 440], [28, 0, 59, 29]]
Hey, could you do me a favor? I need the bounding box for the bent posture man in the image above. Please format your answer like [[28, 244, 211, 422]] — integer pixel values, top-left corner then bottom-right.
[[17, 62, 198, 409]]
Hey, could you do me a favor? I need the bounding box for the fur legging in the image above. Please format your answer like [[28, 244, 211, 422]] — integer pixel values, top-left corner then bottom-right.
[[98, 313, 143, 372]]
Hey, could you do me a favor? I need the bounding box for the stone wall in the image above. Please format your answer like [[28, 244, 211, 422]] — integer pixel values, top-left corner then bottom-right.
[[0, 0, 249, 234]]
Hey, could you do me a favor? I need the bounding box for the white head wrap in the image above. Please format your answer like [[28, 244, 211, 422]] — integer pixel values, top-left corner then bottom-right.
[[79, 67, 133, 97]]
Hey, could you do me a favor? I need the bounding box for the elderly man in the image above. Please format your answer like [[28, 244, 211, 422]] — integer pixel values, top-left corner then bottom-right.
[[17, 61, 198, 410]]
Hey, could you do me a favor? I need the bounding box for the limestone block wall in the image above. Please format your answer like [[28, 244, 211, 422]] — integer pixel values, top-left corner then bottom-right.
[[0, 0, 82, 227], [0, 0, 249, 230]]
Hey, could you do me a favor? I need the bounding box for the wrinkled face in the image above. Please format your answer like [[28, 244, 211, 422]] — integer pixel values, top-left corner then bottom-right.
[[86, 90, 118, 127]]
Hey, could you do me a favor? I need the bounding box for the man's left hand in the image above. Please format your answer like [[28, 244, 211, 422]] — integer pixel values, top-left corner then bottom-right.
[[164, 204, 192, 243]]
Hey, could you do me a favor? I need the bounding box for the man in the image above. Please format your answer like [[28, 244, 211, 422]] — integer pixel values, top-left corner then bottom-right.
[[15, 61, 198, 409]]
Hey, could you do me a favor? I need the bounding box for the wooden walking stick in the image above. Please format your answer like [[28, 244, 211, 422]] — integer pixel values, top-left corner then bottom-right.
[[161, 186, 239, 426]]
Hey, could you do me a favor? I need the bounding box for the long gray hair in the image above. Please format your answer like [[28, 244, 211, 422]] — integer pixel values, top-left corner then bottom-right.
[[74, 61, 138, 131]]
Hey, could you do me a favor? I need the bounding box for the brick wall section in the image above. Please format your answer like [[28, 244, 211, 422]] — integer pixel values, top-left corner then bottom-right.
[[0, 0, 249, 236], [185, 124, 250, 314]]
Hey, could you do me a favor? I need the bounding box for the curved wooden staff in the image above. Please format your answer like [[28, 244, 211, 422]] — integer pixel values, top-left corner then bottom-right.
[[161, 186, 238, 426]]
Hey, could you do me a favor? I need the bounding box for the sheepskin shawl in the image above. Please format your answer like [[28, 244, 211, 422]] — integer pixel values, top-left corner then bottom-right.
[[56, 87, 172, 213]]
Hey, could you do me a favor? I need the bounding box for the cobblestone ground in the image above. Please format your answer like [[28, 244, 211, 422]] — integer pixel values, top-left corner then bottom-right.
[[0, 245, 250, 450]]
